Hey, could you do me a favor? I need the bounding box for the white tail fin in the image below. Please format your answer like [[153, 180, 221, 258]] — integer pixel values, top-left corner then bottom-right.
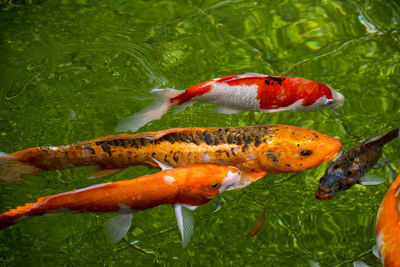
[[115, 88, 182, 132], [0, 152, 41, 183]]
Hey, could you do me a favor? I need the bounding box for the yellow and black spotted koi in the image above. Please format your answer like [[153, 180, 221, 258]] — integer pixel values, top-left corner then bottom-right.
[[0, 125, 341, 183]]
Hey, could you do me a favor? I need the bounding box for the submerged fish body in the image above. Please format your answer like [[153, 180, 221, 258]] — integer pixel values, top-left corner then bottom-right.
[[316, 128, 399, 200], [375, 173, 400, 266], [116, 73, 344, 132], [0, 125, 342, 183], [0, 164, 243, 247]]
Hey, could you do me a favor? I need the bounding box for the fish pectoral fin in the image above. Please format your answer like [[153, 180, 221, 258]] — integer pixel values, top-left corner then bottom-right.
[[372, 244, 381, 259], [214, 106, 243, 114], [242, 171, 267, 184], [173, 101, 195, 114], [372, 159, 386, 169], [358, 174, 385, 186], [103, 212, 134, 243], [88, 168, 123, 179], [152, 158, 173, 171], [174, 204, 198, 248]]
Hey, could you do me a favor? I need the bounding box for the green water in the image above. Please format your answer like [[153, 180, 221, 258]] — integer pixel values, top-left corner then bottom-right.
[[1, 0, 400, 266]]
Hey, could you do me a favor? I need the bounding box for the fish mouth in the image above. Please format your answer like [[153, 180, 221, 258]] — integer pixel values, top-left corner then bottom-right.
[[323, 141, 342, 163], [315, 190, 332, 200], [331, 89, 345, 109]]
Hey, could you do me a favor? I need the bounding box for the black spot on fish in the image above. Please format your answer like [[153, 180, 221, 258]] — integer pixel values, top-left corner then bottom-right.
[[151, 152, 156, 157], [255, 136, 261, 147], [204, 132, 213, 145], [227, 133, 234, 144], [173, 152, 180, 163], [231, 147, 237, 156], [213, 138, 219, 146], [164, 134, 175, 144], [164, 155, 171, 165], [84, 144, 96, 154], [113, 139, 121, 147], [301, 150, 312, 156], [120, 139, 129, 147], [140, 138, 147, 146], [101, 144, 112, 157]]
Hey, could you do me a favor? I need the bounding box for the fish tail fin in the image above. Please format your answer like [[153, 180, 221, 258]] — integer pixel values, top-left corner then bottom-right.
[[0, 152, 41, 183], [115, 88, 182, 132], [0, 202, 40, 229]]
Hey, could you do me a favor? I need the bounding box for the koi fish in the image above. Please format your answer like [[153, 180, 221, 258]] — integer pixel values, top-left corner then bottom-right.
[[0, 125, 341, 184], [116, 73, 345, 132], [375, 173, 400, 266], [315, 128, 399, 200], [0, 164, 244, 247]]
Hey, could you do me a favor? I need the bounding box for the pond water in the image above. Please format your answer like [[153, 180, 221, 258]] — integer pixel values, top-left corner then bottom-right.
[[1, 0, 400, 266]]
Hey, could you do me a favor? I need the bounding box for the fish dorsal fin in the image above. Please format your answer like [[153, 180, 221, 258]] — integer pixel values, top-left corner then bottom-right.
[[152, 158, 172, 170], [174, 204, 198, 248], [103, 211, 134, 243], [359, 174, 385, 186]]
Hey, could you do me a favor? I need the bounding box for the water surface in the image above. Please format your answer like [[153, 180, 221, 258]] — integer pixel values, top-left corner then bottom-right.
[[1, 0, 400, 266]]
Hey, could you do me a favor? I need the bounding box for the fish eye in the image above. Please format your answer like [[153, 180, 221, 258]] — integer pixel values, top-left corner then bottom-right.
[[326, 99, 334, 105], [210, 183, 220, 188], [300, 149, 312, 156]]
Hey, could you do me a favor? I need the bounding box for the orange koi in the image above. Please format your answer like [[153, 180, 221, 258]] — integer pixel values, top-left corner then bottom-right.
[[115, 73, 344, 132], [375, 173, 400, 266], [0, 164, 244, 247], [0, 125, 341, 183]]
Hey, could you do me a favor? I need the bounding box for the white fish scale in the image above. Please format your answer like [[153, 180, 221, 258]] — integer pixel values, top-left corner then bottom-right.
[[194, 83, 260, 110]]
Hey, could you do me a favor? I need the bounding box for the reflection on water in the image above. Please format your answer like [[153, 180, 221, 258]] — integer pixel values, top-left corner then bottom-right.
[[0, 0, 400, 266]]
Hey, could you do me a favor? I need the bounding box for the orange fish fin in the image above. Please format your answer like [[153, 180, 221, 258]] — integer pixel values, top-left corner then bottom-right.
[[88, 168, 123, 179], [248, 205, 267, 238], [241, 171, 267, 184], [0, 153, 42, 183]]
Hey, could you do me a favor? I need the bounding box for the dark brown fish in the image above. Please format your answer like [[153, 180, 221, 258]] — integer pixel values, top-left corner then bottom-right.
[[316, 128, 399, 200]]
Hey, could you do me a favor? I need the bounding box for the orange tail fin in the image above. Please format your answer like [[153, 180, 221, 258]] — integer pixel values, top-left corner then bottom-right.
[[0, 202, 40, 229], [0, 152, 41, 183]]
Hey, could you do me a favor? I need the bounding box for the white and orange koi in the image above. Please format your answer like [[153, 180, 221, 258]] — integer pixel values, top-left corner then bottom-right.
[[0, 164, 245, 247], [375, 173, 400, 266], [116, 73, 344, 132]]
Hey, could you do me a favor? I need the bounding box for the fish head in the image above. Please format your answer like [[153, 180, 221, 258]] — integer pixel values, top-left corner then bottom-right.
[[315, 160, 356, 200], [299, 80, 344, 111], [258, 126, 342, 173], [179, 165, 242, 205]]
